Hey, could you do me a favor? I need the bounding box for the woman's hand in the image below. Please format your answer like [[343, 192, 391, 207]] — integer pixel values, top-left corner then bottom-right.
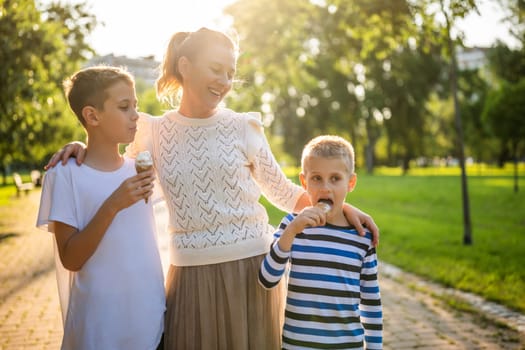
[[343, 204, 380, 247], [44, 141, 87, 170]]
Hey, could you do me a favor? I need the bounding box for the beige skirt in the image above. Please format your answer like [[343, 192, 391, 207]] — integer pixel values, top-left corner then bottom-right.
[[163, 254, 286, 350]]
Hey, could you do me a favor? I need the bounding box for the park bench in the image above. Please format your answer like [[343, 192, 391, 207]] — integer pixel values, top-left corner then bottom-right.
[[30, 170, 42, 187], [13, 172, 34, 197]]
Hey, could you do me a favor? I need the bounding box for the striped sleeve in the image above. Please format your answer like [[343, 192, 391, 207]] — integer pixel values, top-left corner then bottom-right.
[[360, 247, 383, 349], [258, 218, 292, 289]]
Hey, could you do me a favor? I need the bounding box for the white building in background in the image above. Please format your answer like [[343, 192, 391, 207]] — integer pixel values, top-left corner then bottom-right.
[[85, 54, 159, 86], [456, 46, 489, 70]]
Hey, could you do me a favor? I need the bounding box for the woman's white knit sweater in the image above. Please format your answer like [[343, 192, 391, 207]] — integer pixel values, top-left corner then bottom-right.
[[126, 108, 304, 266]]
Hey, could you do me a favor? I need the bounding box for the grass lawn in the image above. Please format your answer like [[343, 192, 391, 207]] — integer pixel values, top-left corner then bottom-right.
[[262, 165, 525, 314], [0, 173, 33, 206]]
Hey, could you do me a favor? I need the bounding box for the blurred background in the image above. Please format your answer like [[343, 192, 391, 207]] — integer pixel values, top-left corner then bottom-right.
[[1, 0, 524, 320]]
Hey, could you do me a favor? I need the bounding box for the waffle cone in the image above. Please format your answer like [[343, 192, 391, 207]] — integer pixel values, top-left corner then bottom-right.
[[135, 165, 152, 203]]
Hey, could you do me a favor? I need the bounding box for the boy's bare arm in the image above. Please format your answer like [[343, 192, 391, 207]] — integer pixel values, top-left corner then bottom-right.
[[54, 170, 154, 271]]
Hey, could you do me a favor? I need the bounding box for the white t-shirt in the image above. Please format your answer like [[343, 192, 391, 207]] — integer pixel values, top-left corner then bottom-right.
[[37, 158, 165, 350]]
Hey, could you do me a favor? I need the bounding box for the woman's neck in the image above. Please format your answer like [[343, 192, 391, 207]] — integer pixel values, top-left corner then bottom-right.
[[178, 101, 217, 119]]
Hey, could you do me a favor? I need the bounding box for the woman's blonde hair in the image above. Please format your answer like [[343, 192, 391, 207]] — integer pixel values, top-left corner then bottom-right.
[[155, 27, 238, 106]]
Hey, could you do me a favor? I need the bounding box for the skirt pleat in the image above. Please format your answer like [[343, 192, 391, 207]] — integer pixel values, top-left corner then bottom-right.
[[163, 254, 285, 350]]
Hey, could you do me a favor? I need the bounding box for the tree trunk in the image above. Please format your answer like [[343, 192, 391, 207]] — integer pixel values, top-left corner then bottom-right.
[[402, 156, 410, 175], [1, 165, 6, 186], [443, 1, 473, 245], [365, 142, 375, 174], [513, 143, 519, 193]]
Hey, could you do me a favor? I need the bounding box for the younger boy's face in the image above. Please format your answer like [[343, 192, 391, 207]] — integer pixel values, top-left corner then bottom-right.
[[300, 156, 356, 215], [96, 81, 138, 144]]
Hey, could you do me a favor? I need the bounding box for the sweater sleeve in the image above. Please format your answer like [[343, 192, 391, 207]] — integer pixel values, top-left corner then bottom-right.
[[360, 247, 383, 349], [258, 223, 290, 289], [244, 112, 305, 213]]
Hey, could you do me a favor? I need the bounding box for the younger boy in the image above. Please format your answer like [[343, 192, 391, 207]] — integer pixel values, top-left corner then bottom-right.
[[36, 66, 165, 350], [259, 135, 383, 349]]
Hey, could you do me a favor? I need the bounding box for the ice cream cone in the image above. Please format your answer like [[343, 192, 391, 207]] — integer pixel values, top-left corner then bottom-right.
[[316, 200, 332, 213], [135, 151, 153, 203]]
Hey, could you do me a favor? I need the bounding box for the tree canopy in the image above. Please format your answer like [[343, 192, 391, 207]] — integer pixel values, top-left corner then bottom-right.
[[1, 0, 523, 184], [222, 0, 524, 174], [0, 0, 97, 183], [483, 78, 525, 192]]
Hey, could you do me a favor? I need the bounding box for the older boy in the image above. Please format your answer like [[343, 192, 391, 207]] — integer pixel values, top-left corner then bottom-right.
[[37, 66, 165, 350], [259, 135, 383, 349]]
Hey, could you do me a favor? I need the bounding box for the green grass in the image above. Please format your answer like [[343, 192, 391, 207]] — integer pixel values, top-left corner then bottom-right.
[[0, 173, 30, 206], [0, 186, 14, 206], [262, 166, 525, 314]]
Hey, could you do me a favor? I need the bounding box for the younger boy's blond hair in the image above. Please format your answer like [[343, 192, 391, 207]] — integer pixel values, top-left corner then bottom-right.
[[301, 135, 355, 174]]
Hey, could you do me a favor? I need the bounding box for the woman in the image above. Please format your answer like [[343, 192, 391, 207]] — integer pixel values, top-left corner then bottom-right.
[[48, 27, 379, 349]]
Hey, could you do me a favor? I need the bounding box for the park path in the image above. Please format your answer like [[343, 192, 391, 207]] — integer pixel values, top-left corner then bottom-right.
[[0, 191, 524, 349]]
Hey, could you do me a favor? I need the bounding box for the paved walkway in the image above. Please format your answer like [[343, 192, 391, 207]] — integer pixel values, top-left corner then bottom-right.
[[1, 191, 524, 349]]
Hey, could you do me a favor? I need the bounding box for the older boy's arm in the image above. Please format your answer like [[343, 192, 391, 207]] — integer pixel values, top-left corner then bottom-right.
[[54, 170, 154, 271], [54, 201, 120, 271], [360, 248, 383, 350]]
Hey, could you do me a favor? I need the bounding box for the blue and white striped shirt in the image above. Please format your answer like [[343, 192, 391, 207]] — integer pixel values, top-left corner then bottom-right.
[[259, 213, 383, 349]]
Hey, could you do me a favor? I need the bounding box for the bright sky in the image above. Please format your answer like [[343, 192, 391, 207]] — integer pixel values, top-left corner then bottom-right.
[[40, 0, 518, 60]]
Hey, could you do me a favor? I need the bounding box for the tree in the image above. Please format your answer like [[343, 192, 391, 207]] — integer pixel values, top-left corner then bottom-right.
[[0, 0, 97, 184], [413, 0, 480, 245], [457, 67, 498, 167], [496, 0, 525, 46], [225, 0, 332, 160], [483, 79, 525, 193], [487, 43, 525, 84], [225, 0, 447, 170]]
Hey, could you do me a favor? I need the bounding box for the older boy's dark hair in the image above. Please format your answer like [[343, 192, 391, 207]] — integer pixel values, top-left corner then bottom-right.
[[63, 66, 134, 126]]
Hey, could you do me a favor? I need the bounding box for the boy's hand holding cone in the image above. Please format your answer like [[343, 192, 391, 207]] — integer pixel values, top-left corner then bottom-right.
[[135, 151, 153, 203]]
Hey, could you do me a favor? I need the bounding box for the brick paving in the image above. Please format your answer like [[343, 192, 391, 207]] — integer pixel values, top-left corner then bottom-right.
[[1, 191, 524, 349]]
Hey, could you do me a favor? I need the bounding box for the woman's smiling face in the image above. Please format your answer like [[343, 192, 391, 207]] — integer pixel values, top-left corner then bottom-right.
[[179, 42, 237, 118]]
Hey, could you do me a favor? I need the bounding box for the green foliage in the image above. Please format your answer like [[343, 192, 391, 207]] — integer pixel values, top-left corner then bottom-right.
[[1, 0, 523, 185], [0, 0, 97, 181], [482, 78, 525, 189], [498, 0, 525, 46], [483, 79, 525, 148], [487, 43, 525, 84], [224, 0, 495, 172], [458, 68, 493, 161], [135, 79, 167, 116]]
